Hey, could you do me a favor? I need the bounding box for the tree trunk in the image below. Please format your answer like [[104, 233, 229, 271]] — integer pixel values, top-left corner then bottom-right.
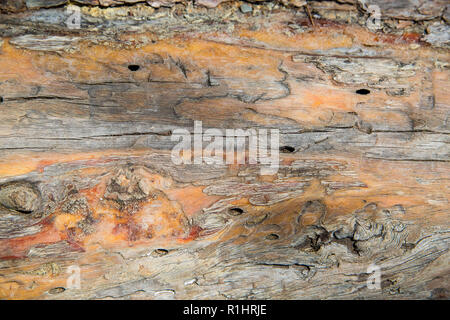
[[0, 0, 448, 300]]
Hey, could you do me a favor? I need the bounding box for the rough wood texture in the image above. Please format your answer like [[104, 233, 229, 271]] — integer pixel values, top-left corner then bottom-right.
[[0, 0, 449, 300]]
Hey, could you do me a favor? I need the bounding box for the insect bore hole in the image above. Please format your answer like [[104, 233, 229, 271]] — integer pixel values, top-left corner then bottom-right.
[[356, 88, 370, 95], [128, 64, 140, 71], [151, 248, 169, 257], [48, 287, 66, 294], [265, 233, 280, 240], [228, 207, 244, 216], [280, 145, 295, 153]]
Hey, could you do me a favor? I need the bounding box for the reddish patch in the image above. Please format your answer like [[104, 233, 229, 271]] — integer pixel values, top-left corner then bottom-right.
[[112, 223, 128, 235], [0, 224, 62, 260], [180, 225, 203, 242], [377, 32, 422, 45], [37, 160, 55, 173], [65, 227, 85, 252], [401, 32, 421, 43], [80, 183, 105, 204]]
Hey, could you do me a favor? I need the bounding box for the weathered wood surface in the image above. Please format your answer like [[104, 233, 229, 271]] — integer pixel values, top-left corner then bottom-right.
[[0, 0, 449, 299]]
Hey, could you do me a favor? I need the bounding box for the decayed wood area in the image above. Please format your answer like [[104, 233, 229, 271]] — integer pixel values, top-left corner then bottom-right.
[[0, 0, 449, 300]]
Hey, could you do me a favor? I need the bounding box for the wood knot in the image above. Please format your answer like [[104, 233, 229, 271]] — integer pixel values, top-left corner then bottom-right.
[[0, 181, 41, 214], [197, 213, 229, 235], [297, 200, 326, 226]]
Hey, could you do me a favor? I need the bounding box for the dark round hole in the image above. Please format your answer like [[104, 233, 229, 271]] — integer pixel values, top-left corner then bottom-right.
[[280, 146, 295, 153], [356, 89, 370, 95], [16, 209, 33, 214], [228, 207, 244, 216], [265, 233, 279, 240], [128, 64, 140, 71], [0, 96, 3, 103]]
